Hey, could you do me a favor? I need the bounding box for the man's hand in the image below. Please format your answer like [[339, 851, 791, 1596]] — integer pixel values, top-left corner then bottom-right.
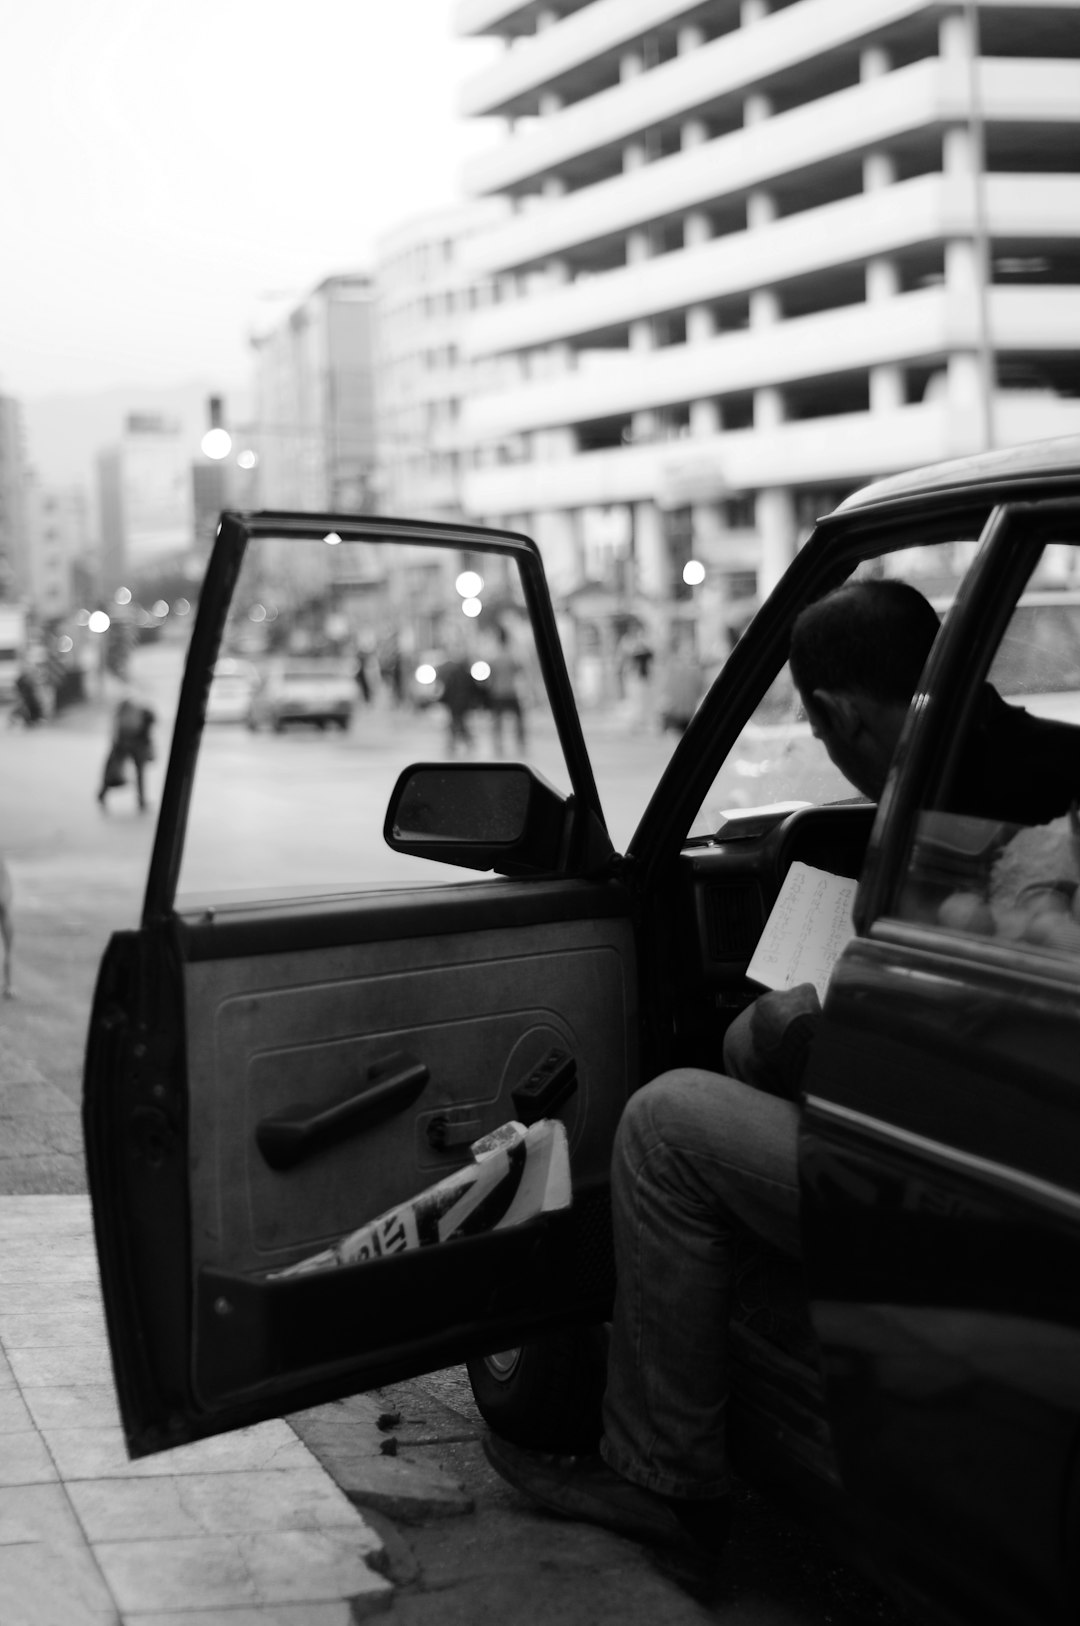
[[749, 983, 822, 1048], [724, 983, 822, 1099]]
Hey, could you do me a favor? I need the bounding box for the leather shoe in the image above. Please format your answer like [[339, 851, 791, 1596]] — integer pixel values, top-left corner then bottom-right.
[[482, 1432, 729, 1596]]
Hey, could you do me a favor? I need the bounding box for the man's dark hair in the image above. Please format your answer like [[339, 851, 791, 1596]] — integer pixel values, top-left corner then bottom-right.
[[789, 579, 941, 705]]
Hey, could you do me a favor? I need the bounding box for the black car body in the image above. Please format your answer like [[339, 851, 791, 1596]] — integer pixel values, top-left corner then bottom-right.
[[84, 437, 1080, 1626]]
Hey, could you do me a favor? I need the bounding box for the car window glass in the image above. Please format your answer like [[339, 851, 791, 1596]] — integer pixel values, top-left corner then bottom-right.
[[688, 535, 983, 837], [176, 532, 572, 905], [895, 538, 1080, 965]]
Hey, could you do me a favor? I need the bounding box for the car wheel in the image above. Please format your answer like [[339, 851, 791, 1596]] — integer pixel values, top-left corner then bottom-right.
[[466, 1325, 607, 1452], [272, 717, 285, 734]]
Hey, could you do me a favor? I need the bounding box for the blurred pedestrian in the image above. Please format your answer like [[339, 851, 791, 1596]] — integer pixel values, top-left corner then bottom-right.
[[11, 665, 44, 727], [618, 627, 655, 724], [97, 696, 156, 813], [439, 655, 476, 756], [378, 634, 404, 706], [354, 645, 372, 704], [659, 636, 705, 736], [488, 624, 526, 755]]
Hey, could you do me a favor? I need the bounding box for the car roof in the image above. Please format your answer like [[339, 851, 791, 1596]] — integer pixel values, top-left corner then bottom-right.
[[836, 434, 1080, 514]]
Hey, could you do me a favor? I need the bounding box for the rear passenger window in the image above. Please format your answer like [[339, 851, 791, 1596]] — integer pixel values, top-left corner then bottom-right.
[[898, 538, 1080, 963]]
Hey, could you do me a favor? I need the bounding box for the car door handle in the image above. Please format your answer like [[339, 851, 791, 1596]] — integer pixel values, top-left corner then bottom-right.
[[256, 1051, 429, 1172]]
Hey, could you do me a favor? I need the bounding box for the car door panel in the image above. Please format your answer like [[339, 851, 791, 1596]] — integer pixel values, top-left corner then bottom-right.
[[184, 908, 635, 1275], [88, 880, 635, 1449]]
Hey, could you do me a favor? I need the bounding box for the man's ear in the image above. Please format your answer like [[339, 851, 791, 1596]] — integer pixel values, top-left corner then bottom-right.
[[810, 688, 861, 740]]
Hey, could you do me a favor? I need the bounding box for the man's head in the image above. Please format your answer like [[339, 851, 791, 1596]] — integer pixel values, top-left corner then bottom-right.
[[789, 579, 941, 798]]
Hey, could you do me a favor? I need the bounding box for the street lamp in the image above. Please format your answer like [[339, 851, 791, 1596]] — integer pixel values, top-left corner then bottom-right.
[[201, 396, 232, 461]]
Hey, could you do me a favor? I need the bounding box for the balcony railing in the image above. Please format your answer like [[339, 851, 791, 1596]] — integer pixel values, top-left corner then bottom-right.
[[462, 58, 1080, 271], [462, 174, 1080, 359], [459, 396, 1080, 517]]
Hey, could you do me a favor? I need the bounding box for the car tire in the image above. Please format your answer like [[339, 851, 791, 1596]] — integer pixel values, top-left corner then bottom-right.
[[466, 1325, 607, 1453], [272, 717, 285, 734]]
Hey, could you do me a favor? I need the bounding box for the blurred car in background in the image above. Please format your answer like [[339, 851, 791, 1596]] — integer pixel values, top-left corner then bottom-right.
[[205, 658, 259, 724], [246, 657, 355, 732]]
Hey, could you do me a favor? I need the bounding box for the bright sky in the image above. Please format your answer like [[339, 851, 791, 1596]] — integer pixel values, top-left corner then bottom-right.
[[0, 0, 500, 401]]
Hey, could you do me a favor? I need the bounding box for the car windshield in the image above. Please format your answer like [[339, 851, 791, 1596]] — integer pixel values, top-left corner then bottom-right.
[[989, 597, 1080, 703]]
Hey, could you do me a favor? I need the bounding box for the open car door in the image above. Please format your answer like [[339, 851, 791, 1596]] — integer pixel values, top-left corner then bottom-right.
[[83, 513, 631, 1457]]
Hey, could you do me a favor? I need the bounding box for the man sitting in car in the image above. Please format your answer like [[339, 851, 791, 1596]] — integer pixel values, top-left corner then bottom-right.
[[483, 578, 1080, 1596]]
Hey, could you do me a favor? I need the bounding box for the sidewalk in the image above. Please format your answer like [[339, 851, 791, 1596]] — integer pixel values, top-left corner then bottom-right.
[[0, 1195, 394, 1626]]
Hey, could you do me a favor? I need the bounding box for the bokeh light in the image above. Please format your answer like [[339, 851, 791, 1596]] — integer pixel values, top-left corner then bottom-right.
[[201, 428, 232, 460]]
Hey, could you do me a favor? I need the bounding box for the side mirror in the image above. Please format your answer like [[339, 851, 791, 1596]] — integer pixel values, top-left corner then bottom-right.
[[384, 762, 575, 876]]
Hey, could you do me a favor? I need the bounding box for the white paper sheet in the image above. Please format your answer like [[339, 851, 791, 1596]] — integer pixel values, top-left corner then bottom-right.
[[745, 861, 857, 1004]]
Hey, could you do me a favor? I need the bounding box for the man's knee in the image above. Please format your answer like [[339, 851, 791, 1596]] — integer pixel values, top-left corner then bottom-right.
[[615, 1071, 688, 1175], [614, 1068, 742, 1177]]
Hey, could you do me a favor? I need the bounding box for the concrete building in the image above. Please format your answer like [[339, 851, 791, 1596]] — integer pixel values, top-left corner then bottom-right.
[[95, 413, 193, 591], [0, 395, 29, 601], [374, 199, 508, 521], [24, 480, 92, 622], [248, 275, 378, 512], [452, 0, 1080, 655]]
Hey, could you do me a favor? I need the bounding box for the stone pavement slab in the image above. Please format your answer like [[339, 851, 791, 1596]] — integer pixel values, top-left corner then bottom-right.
[[0, 1195, 393, 1625], [289, 1399, 475, 1524]]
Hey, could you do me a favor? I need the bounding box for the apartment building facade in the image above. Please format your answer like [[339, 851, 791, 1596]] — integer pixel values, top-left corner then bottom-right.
[[452, 0, 1080, 654], [0, 395, 29, 601], [95, 414, 192, 592], [249, 274, 378, 513], [24, 480, 92, 621], [374, 199, 508, 522]]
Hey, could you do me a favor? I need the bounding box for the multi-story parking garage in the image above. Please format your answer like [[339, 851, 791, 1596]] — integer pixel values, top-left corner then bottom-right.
[[452, 0, 1080, 657]]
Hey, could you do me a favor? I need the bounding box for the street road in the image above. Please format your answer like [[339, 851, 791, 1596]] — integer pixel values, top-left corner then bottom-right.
[[0, 635, 905, 1624]]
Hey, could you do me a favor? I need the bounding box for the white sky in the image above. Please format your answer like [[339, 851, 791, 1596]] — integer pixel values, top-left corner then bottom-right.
[[0, 0, 501, 401]]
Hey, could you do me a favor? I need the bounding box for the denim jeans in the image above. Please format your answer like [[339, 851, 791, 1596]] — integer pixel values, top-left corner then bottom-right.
[[600, 1070, 800, 1500]]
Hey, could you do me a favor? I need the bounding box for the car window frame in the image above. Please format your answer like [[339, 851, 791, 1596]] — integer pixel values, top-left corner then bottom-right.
[[627, 492, 1002, 895], [141, 511, 610, 928]]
